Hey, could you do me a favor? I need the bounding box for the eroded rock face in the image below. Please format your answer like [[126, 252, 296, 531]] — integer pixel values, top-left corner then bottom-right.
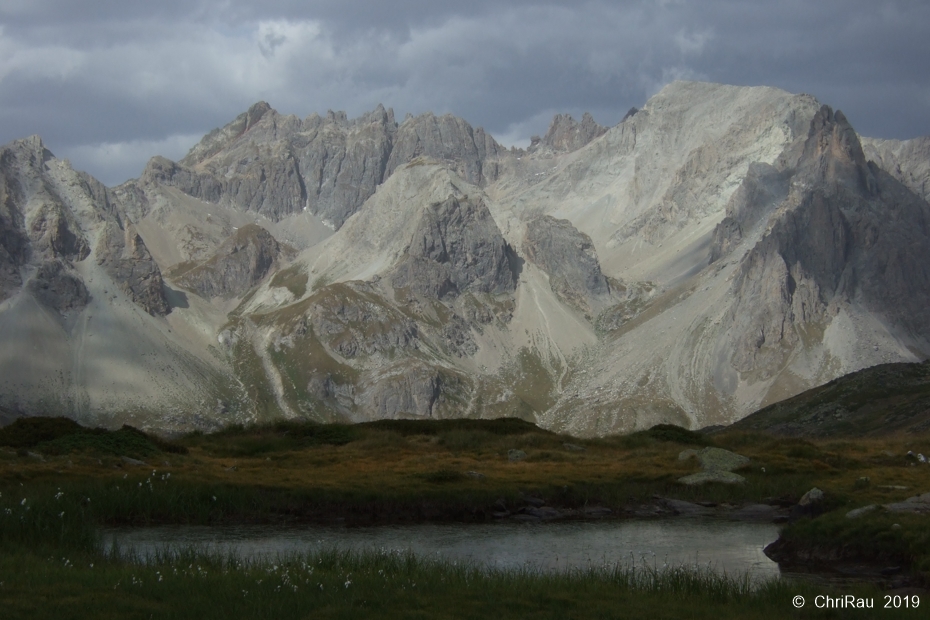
[[537, 112, 607, 152], [296, 106, 394, 228], [306, 372, 356, 409], [723, 105, 930, 377], [141, 156, 224, 203], [95, 217, 169, 316], [0, 167, 29, 302], [146, 103, 506, 230], [0, 135, 168, 317], [357, 362, 444, 419], [182, 101, 275, 165], [26, 259, 89, 312], [174, 224, 284, 299], [392, 196, 516, 299], [139, 149, 307, 232], [308, 282, 420, 359], [2, 136, 91, 303], [27, 201, 90, 262], [442, 313, 479, 357], [386, 113, 503, 187], [710, 162, 791, 263], [524, 215, 610, 313]]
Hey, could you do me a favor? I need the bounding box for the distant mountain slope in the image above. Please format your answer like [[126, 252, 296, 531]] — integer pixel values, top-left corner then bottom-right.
[[0, 137, 244, 431], [729, 360, 930, 437]]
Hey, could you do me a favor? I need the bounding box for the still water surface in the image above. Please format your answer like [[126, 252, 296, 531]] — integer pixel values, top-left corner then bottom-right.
[[106, 519, 780, 578]]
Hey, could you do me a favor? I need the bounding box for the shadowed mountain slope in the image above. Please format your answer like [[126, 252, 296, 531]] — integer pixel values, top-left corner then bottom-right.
[[0, 137, 242, 430]]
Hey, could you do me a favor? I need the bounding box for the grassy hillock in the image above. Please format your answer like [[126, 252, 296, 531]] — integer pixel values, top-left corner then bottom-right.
[[0, 416, 187, 458], [730, 360, 930, 437]]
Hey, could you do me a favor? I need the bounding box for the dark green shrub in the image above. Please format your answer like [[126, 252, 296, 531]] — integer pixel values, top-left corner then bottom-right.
[[0, 417, 187, 456], [38, 426, 157, 458], [0, 416, 84, 448]]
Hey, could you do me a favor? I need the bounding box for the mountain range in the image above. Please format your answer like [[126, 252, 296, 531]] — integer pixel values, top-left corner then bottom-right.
[[1, 81, 928, 435]]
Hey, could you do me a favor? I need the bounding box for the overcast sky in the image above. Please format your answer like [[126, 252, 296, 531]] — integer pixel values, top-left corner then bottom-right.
[[1, 0, 928, 186]]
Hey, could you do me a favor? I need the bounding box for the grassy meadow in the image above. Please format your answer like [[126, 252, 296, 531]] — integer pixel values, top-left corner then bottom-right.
[[0, 416, 928, 618]]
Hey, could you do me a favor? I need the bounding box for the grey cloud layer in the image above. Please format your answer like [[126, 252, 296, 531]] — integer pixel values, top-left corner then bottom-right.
[[1, 1, 928, 185]]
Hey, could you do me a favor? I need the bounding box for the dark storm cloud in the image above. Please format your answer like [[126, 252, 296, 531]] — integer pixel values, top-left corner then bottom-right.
[[1, 1, 928, 185]]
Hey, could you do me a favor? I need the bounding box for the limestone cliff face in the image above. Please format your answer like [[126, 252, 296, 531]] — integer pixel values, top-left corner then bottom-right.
[[296, 107, 394, 228], [0, 151, 31, 302], [356, 362, 445, 420], [0, 136, 168, 316], [2, 137, 88, 281], [719, 106, 930, 377], [386, 113, 504, 187], [95, 216, 169, 316], [534, 112, 607, 152], [172, 224, 287, 299], [26, 259, 90, 313], [391, 195, 516, 300], [523, 215, 611, 314], [710, 162, 792, 263], [141, 103, 505, 231]]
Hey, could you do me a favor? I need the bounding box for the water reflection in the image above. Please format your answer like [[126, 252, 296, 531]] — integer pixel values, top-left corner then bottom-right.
[[106, 519, 780, 578]]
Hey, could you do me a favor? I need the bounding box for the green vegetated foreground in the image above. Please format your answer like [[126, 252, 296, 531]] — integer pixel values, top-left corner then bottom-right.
[[1, 416, 928, 619]]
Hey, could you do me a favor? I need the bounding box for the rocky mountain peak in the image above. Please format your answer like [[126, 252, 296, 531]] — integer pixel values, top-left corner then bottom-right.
[[145, 102, 506, 231], [244, 101, 273, 130], [325, 109, 349, 125], [359, 103, 395, 127], [720, 101, 930, 381], [0, 136, 170, 317], [386, 112, 504, 187], [391, 193, 516, 300], [536, 112, 607, 152], [181, 100, 278, 167], [16, 135, 55, 165], [798, 104, 876, 194]]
